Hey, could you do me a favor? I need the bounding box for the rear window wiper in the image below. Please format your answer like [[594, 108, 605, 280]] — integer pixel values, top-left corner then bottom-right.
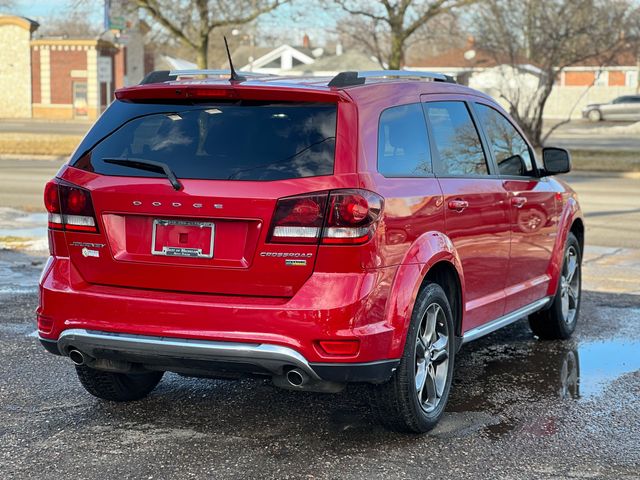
[[102, 157, 183, 191]]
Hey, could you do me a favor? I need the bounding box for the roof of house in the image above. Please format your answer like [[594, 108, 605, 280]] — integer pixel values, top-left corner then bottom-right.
[[290, 50, 380, 73], [574, 47, 638, 67], [226, 44, 316, 70], [158, 55, 197, 71]]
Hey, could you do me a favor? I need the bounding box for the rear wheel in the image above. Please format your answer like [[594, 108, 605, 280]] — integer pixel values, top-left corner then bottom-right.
[[529, 232, 581, 340], [75, 365, 163, 402], [371, 283, 455, 433]]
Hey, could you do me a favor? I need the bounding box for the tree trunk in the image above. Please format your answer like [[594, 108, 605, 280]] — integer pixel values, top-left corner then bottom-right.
[[388, 33, 404, 70], [195, 38, 208, 69]]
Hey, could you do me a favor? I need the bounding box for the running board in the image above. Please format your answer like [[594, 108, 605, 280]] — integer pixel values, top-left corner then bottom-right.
[[462, 297, 552, 344]]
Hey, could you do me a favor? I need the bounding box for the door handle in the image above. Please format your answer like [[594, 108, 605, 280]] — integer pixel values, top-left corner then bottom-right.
[[448, 199, 469, 212], [511, 197, 527, 208]]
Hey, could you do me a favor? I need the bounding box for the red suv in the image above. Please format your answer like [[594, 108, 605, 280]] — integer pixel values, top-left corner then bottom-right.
[[38, 70, 583, 433]]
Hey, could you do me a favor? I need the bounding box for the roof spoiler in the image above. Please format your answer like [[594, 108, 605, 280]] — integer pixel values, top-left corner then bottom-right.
[[328, 70, 456, 88]]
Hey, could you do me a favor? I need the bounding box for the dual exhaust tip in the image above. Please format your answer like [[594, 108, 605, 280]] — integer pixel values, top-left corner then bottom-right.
[[68, 349, 86, 366], [285, 368, 309, 387]]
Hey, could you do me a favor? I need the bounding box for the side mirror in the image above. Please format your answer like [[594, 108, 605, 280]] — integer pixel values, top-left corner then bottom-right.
[[542, 147, 571, 176]]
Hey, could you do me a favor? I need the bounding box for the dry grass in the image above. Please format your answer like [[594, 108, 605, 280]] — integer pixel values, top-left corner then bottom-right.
[[571, 149, 640, 172], [0, 133, 82, 156]]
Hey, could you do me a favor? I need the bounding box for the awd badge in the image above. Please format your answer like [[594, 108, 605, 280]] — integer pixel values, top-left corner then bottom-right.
[[285, 259, 307, 267]]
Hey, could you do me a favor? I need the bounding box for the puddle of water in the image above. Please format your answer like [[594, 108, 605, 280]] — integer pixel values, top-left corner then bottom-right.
[[576, 340, 640, 398], [449, 336, 640, 437]]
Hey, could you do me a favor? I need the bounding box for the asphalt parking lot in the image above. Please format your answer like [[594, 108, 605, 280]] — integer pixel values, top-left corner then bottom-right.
[[1, 282, 638, 479]]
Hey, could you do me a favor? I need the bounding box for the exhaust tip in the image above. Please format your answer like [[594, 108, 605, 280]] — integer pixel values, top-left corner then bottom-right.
[[68, 349, 85, 366], [286, 368, 308, 387]]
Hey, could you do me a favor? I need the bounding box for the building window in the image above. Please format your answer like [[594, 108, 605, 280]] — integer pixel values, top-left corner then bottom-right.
[[626, 71, 639, 88]]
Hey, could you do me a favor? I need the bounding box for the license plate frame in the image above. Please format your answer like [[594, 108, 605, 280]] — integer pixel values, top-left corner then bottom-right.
[[151, 219, 215, 259]]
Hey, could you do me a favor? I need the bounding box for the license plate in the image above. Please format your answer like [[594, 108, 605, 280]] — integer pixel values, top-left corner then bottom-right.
[[151, 219, 215, 258]]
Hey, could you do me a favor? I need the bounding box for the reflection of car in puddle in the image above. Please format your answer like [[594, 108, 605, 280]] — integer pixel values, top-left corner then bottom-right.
[[451, 337, 640, 417]]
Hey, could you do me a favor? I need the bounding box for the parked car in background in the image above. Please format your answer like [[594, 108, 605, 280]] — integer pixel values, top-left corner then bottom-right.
[[582, 95, 640, 122], [37, 69, 584, 433]]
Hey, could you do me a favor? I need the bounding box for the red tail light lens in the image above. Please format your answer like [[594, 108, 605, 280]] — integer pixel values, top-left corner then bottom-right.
[[268, 189, 383, 245], [43, 180, 98, 233], [322, 190, 383, 244], [44, 180, 62, 229], [268, 194, 328, 244]]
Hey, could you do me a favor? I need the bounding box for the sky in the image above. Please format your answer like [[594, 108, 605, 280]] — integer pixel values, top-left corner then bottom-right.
[[10, 0, 340, 46]]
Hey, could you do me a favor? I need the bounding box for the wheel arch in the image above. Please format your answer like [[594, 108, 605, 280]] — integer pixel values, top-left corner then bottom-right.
[[384, 231, 465, 359], [547, 197, 583, 296], [422, 261, 463, 339], [570, 217, 585, 254]]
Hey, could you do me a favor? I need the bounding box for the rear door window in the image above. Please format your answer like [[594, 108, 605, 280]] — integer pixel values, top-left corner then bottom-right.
[[377, 103, 432, 177], [73, 103, 337, 181], [423, 101, 489, 176], [475, 103, 536, 177]]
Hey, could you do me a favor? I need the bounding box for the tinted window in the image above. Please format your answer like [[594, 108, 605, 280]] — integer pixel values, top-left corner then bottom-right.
[[424, 101, 488, 176], [378, 103, 432, 177], [475, 104, 535, 177], [73, 104, 337, 181]]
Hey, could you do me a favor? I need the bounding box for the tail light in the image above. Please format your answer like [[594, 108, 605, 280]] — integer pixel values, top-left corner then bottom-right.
[[268, 189, 383, 245], [268, 193, 328, 244], [322, 190, 383, 244], [44, 180, 98, 233]]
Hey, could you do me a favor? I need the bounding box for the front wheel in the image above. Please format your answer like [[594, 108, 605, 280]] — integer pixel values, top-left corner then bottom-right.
[[529, 232, 582, 340], [587, 109, 602, 122], [371, 283, 455, 433]]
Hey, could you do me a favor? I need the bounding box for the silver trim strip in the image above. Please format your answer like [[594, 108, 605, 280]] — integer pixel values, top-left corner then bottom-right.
[[462, 297, 552, 344], [356, 70, 449, 82], [168, 69, 273, 78], [56, 329, 320, 379]]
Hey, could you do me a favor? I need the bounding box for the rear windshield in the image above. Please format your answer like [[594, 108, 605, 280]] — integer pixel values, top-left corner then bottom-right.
[[73, 103, 337, 181]]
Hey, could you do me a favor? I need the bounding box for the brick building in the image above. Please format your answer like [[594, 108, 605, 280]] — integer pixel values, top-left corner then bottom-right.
[[0, 15, 151, 120]]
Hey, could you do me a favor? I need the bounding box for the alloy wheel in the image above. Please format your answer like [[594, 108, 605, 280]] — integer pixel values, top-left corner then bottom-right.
[[560, 246, 580, 326], [414, 303, 450, 413]]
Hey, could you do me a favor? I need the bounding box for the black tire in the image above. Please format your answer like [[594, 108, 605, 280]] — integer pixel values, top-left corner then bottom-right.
[[529, 232, 582, 340], [75, 365, 163, 402], [587, 109, 602, 122], [370, 283, 455, 433]]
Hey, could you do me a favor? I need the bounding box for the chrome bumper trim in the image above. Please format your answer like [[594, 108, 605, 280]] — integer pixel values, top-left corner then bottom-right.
[[56, 329, 320, 379], [462, 297, 552, 344]]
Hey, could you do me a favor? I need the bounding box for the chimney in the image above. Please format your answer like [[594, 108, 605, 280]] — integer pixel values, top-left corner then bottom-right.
[[302, 34, 310, 49], [466, 35, 475, 49], [336, 43, 343, 56]]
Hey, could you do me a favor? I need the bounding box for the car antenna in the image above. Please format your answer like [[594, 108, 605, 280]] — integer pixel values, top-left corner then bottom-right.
[[224, 36, 246, 82]]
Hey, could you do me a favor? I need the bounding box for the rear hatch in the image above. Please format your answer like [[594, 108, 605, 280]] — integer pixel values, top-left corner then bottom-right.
[[55, 88, 352, 298]]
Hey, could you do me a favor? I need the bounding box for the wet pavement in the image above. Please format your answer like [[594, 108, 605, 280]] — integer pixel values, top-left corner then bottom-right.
[[0, 255, 638, 479]]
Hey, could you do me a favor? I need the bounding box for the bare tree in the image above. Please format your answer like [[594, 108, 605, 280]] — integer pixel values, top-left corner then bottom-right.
[[38, 3, 101, 37], [334, 0, 476, 70], [133, 0, 287, 68], [472, 0, 638, 147]]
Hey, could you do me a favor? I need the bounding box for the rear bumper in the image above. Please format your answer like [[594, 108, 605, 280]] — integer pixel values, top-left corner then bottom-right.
[[40, 330, 399, 383], [38, 257, 399, 379]]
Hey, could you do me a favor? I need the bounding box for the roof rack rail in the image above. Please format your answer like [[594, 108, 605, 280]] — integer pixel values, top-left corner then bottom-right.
[[140, 69, 274, 85], [328, 70, 456, 88]]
